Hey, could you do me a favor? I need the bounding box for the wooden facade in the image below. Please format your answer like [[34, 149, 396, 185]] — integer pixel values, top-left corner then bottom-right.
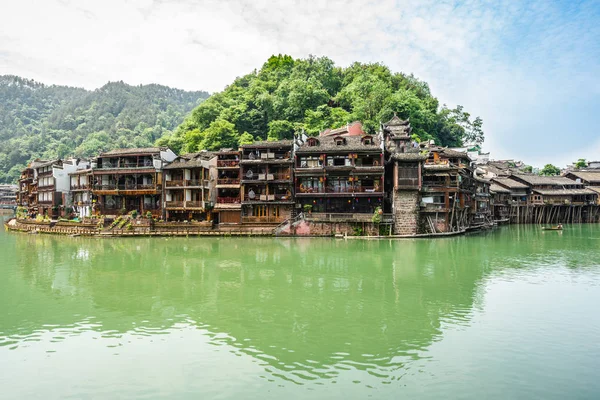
[[295, 125, 384, 217], [240, 141, 294, 224]]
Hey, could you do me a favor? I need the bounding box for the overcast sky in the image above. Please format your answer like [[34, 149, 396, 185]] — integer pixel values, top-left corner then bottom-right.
[[1, 0, 599, 167]]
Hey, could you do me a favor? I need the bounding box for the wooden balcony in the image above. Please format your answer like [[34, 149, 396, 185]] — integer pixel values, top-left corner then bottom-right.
[[217, 178, 240, 185], [165, 180, 185, 187], [164, 200, 205, 209], [70, 184, 90, 191], [217, 160, 239, 168], [217, 197, 241, 204], [37, 185, 55, 191]]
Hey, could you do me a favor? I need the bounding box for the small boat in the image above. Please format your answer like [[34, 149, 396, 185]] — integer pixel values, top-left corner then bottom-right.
[[542, 225, 563, 231]]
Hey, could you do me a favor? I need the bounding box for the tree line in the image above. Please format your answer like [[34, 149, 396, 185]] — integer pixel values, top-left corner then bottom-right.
[[157, 55, 485, 153]]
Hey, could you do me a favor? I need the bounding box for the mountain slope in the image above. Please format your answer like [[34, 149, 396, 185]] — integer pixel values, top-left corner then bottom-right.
[[0, 75, 209, 182]]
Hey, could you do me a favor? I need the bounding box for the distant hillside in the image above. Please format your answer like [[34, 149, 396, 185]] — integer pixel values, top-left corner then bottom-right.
[[161, 54, 484, 154], [0, 75, 209, 182]]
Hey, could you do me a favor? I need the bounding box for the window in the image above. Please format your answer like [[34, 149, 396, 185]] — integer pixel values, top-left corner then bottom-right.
[[307, 138, 319, 147]]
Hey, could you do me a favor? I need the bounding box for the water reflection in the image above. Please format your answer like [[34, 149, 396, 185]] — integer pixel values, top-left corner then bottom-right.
[[2, 222, 600, 388]]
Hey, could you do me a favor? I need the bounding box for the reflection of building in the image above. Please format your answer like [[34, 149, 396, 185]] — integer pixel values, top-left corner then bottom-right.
[[295, 123, 384, 219], [92, 147, 176, 217], [163, 151, 216, 221], [6, 233, 487, 388], [214, 149, 241, 224], [240, 141, 294, 224]]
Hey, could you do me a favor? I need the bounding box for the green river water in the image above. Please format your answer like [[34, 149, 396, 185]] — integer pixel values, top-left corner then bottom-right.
[[1, 217, 600, 399]]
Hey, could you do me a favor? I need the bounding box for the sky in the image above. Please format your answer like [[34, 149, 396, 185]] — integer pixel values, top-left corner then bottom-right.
[[1, 0, 599, 167]]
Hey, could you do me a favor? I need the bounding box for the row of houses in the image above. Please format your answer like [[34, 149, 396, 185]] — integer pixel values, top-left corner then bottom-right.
[[479, 163, 600, 224], [16, 115, 600, 235]]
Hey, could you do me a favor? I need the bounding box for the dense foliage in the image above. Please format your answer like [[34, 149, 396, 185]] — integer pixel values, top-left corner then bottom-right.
[[0, 75, 208, 182], [540, 164, 561, 176], [160, 55, 484, 153]]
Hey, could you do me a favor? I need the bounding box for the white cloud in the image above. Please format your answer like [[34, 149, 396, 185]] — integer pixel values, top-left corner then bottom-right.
[[0, 0, 598, 166]]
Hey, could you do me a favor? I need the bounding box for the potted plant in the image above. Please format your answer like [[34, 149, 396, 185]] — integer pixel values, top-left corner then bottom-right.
[[303, 204, 313, 215]]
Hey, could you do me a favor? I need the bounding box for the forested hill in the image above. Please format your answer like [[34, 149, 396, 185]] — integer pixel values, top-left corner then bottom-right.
[[160, 55, 483, 154], [0, 75, 209, 183]]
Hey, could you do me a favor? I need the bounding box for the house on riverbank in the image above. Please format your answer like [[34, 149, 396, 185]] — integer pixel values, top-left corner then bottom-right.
[[162, 151, 216, 221], [295, 123, 384, 222], [12, 115, 600, 237], [92, 147, 176, 217], [240, 141, 294, 225]]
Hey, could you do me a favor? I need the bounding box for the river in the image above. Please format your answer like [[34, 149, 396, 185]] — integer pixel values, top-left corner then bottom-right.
[[1, 217, 600, 399]]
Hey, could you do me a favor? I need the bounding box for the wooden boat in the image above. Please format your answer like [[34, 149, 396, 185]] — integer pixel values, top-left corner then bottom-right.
[[542, 225, 563, 231]]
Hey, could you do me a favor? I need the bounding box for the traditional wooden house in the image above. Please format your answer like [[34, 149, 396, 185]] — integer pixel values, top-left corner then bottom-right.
[[91, 147, 176, 217], [32, 160, 61, 217], [295, 123, 384, 221], [18, 166, 36, 209], [213, 149, 242, 224], [162, 151, 216, 221], [383, 115, 426, 235], [421, 147, 474, 233], [240, 141, 294, 224], [564, 170, 600, 187], [69, 165, 93, 219], [510, 174, 596, 206]]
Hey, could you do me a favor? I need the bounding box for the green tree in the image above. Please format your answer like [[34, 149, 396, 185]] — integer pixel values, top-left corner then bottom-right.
[[199, 119, 239, 151], [171, 55, 483, 151], [540, 164, 561, 176], [238, 132, 254, 145], [574, 159, 587, 169]]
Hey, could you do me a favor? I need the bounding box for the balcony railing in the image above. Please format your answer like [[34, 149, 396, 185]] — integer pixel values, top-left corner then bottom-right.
[[186, 179, 203, 187], [95, 184, 117, 190], [37, 185, 55, 191], [164, 200, 206, 209], [217, 178, 240, 185], [165, 180, 185, 187], [70, 184, 90, 190], [217, 160, 239, 167], [242, 216, 285, 223], [217, 197, 241, 204]]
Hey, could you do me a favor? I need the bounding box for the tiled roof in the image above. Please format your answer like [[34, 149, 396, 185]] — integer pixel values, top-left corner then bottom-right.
[[297, 135, 382, 154], [164, 151, 215, 169], [99, 147, 166, 156], [492, 178, 529, 189], [565, 171, 600, 184], [30, 159, 60, 168], [242, 140, 294, 149], [533, 188, 598, 196], [490, 183, 511, 193], [512, 174, 578, 186], [391, 153, 428, 161]]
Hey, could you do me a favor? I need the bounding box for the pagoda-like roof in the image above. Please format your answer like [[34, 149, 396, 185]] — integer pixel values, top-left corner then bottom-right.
[[382, 113, 412, 137]]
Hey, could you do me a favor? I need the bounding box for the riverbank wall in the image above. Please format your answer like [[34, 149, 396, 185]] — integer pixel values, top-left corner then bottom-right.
[[4, 218, 276, 237]]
